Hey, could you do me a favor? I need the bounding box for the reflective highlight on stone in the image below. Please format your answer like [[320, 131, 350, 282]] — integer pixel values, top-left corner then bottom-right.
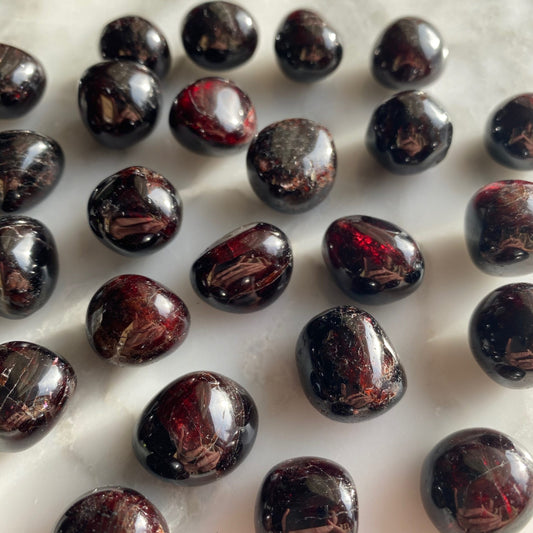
[[421, 428, 533, 533], [0, 341, 76, 452], [86, 274, 190, 365], [134, 371, 258, 486], [247, 118, 336, 213], [191, 222, 293, 312], [256, 457, 358, 533]]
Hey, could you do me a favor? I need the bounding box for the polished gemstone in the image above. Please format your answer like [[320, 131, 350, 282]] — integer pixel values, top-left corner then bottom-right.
[[0, 341, 76, 452], [0, 216, 58, 318], [134, 371, 258, 486], [275, 10, 343, 83], [100, 16, 171, 79], [0, 130, 64, 213], [366, 90, 453, 174], [181, 1, 258, 70], [296, 306, 406, 422], [54, 486, 169, 533], [371, 17, 447, 89], [86, 274, 190, 365], [191, 222, 293, 312], [88, 166, 182, 255], [421, 428, 533, 533], [256, 457, 358, 533], [247, 118, 337, 213], [78, 60, 161, 149], [465, 180, 533, 276], [169, 77, 256, 156], [0, 44, 46, 118], [323, 215, 424, 303]]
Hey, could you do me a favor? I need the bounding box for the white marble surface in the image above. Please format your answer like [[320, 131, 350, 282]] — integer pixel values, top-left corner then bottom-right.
[[2, 0, 533, 532]]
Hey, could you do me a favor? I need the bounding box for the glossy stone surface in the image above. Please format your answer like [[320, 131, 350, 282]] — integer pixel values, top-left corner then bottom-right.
[[0, 130, 64, 213], [134, 371, 258, 486], [54, 486, 169, 533], [247, 119, 337, 213], [181, 1, 258, 70], [88, 166, 182, 256], [78, 60, 161, 149], [0, 341, 76, 452], [191, 222, 293, 312], [169, 77, 256, 156], [0, 216, 58, 318], [296, 306, 406, 422], [465, 180, 533, 276], [0, 44, 46, 118], [372, 17, 446, 89], [256, 456, 358, 533], [275, 10, 343, 83], [100, 16, 171, 79], [366, 90, 453, 174], [86, 274, 190, 365], [323, 215, 424, 303], [421, 428, 533, 533]]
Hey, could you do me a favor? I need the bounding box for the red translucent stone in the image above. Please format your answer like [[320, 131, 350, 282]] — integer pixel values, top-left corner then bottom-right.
[[191, 222, 293, 312], [421, 428, 533, 533], [168, 77, 257, 156], [134, 371, 258, 486], [0, 341, 76, 452], [86, 274, 190, 365]]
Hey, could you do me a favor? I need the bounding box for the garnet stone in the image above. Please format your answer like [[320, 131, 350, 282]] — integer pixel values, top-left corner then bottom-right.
[[54, 486, 169, 533], [0, 216, 58, 319], [366, 90, 453, 174], [134, 371, 258, 486], [169, 77, 256, 156], [181, 1, 258, 70], [88, 166, 182, 255], [275, 10, 343, 83], [86, 274, 190, 365], [465, 180, 533, 276], [421, 428, 533, 533], [191, 222, 293, 312], [78, 60, 161, 149], [371, 17, 447, 89], [323, 215, 424, 303], [296, 306, 406, 422], [0, 341, 76, 452], [247, 118, 337, 213], [256, 457, 358, 533], [0, 44, 46, 118]]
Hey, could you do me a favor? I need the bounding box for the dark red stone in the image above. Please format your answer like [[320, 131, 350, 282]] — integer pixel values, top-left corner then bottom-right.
[[421, 428, 533, 533], [0, 130, 64, 213], [54, 486, 169, 533], [191, 222, 293, 312], [275, 10, 343, 83], [247, 118, 337, 213], [0, 216, 58, 319], [296, 306, 406, 422], [100, 16, 171, 79], [323, 215, 424, 303], [181, 1, 258, 70], [371, 17, 447, 89], [86, 274, 190, 365], [366, 90, 453, 174], [0, 44, 46, 118], [134, 371, 258, 486], [78, 60, 161, 149], [0, 341, 76, 452], [169, 77, 256, 156], [256, 457, 358, 533], [88, 166, 182, 256], [465, 180, 533, 276]]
